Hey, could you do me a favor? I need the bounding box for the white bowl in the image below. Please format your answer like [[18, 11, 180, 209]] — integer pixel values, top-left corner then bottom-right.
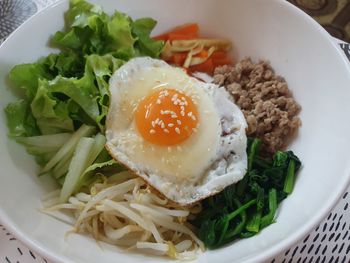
[[1, 0, 350, 262]]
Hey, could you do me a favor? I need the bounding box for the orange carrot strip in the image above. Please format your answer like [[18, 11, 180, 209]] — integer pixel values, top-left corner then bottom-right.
[[153, 23, 199, 41], [189, 58, 214, 74], [195, 49, 209, 58], [172, 53, 188, 66], [170, 23, 199, 36], [168, 33, 197, 41], [212, 57, 233, 67], [211, 51, 228, 59], [153, 34, 169, 41]]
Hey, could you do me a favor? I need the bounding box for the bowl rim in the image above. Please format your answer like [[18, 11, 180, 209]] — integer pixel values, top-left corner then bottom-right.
[[1, 0, 350, 262]]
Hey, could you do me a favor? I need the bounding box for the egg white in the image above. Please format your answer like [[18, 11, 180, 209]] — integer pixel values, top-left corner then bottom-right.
[[106, 57, 247, 205]]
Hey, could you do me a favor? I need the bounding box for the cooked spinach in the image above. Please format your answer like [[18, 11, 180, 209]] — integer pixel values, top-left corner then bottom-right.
[[192, 138, 301, 249]]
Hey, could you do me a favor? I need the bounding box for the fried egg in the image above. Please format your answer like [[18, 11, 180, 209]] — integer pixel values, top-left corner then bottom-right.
[[105, 57, 247, 205]]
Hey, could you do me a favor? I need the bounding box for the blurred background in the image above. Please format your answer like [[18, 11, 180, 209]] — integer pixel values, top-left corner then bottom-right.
[[288, 0, 350, 42]]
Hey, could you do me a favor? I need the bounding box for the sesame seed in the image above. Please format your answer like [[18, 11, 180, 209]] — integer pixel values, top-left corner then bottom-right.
[[161, 110, 171, 115], [158, 120, 164, 127], [187, 112, 193, 117], [192, 128, 198, 133], [161, 123, 165, 129], [164, 128, 169, 133], [180, 111, 185, 116], [160, 90, 169, 96], [191, 115, 197, 121], [151, 121, 155, 128], [177, 120, 182, 125], [171, 114, 178, 119], [156, 99, 161, 104], [150, 129, 156, 134], [155, 118, 160, 124], [175, 127, 180, 134], [168, 123, 174, 127]]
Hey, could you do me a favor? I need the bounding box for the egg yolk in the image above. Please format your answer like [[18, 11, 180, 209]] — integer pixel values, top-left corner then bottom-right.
[[135, 89, 199, 146]]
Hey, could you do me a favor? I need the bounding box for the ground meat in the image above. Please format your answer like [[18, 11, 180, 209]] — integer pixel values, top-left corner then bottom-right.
[[213, 58, 301, 153]]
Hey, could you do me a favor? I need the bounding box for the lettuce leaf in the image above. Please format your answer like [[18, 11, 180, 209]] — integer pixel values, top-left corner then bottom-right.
[[40, 52, 84, 78], [47, 54, 123, 131], [132, 18, 164, 57], [4, 0, 164, 198], [8, 0, 163, 135], [8, 63, 52, 100], [84, 54, 124, 128], [5, 0, 164, 140], [31, 79, 74, 134], [107, 12, 136, 58], [52, 0, 163, 59], [16, 53, 123, 135], [5, 100, 40, 137]]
